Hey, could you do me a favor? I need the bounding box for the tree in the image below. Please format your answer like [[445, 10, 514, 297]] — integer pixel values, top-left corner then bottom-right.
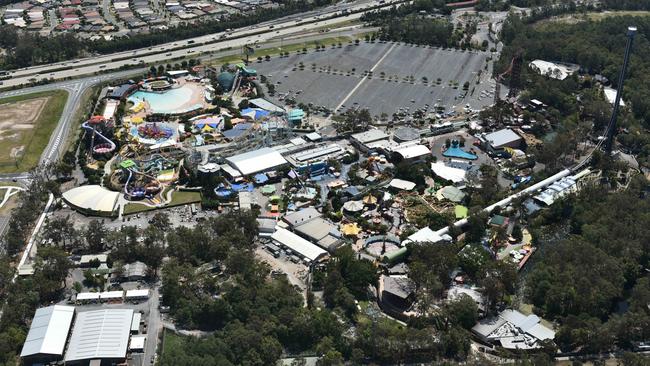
[[238, 99, 250, 110], [149, 212, 170, 230], [85, 220, 107, 252], [444, 296, 479, 330]]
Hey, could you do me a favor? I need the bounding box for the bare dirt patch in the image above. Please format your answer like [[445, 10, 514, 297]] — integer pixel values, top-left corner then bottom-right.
[[0, 97, 49, 161]]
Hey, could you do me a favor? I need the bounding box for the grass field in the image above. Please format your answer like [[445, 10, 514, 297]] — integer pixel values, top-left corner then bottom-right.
[[0, 90, 68, 173], [123, 190, 201, 215], [210, 35, 359, 65], [536, 10, 650, 27]]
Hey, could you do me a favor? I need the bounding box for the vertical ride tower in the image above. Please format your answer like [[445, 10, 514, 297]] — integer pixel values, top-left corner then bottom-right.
[[605, 26, 637, 154]]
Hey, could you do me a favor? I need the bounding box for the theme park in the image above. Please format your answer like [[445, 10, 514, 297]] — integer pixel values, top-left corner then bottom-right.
[[61, 62, 311, 216]]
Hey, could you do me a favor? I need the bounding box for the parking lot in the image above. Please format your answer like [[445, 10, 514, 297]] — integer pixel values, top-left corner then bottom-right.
[[253, 41, 499, 116]]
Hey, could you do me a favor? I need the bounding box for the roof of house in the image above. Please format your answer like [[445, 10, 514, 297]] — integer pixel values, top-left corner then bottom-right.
[[65, 309, 134, 362], [271, 228, 328, 262], [226, 147, 287, 175], [20, 305, 75, 358]]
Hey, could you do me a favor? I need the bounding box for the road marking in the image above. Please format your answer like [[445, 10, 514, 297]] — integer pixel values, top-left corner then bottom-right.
[[332, 42, 397, 113]]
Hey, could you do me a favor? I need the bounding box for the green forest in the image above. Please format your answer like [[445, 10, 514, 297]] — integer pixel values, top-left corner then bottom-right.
[[496, 14, 650, 167]]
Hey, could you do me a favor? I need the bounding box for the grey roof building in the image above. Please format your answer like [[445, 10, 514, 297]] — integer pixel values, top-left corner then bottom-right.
[[481, 129, 523, 150], [65, 309, 134, 364], [472, 309, 555, 350], [282, 207, 321, 227]]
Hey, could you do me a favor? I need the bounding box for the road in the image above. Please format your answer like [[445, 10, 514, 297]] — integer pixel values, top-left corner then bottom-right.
[[101, 0, 121, 28], [0, 0, 407, 88], [0, 69, 146, 180]]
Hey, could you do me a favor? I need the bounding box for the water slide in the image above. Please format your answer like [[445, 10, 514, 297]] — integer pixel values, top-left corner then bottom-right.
[[229, 70, 241, 98], [82, 121, 116, 154]]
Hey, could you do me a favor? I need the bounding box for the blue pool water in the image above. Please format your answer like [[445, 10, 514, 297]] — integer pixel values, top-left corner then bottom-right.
[[129, 88, 194, 114], [443, 141, 478, 160]]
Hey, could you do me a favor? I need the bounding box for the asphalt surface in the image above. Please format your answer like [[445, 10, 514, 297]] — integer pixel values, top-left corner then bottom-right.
[[1, 0, 405, 88], [253, 42, 497, 115]]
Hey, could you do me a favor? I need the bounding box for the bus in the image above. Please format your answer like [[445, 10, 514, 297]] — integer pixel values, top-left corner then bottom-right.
[[0, 70, 10, 80]]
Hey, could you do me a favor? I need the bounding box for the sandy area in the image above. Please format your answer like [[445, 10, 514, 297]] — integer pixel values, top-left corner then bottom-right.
[[0, 97, 49, 141]]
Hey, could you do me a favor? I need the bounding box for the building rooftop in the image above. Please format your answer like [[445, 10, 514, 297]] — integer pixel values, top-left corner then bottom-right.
[[65, 309, 134, 362], [392, 144, 431, 160], [383, 276, 415, 300], [20, 305, 75, 358], [226, 147, 287, 175], [271, 228, 328, 262], [483, 129, 522, 149], [282, 207, 321, 227], [472, 309, 555, 350], [62, 185, 120, 213], [351, 129, 389, 144]]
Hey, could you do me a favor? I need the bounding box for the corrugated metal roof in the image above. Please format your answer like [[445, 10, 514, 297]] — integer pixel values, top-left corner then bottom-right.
[[65, 309, 134, 362], [226, 147, 288, 175], [393, 144, 430, 159], [484, 129, 522, 148], [20, 305, 75, 357], [271, 228, 327, 262]]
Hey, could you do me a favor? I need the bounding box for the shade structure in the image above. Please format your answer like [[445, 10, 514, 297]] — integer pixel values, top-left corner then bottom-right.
[[341, 223, 361, 236]]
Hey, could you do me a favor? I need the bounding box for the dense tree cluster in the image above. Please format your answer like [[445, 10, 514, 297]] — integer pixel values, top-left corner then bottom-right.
[[498, 14, 650, 166], [526, 178, 650, 353]]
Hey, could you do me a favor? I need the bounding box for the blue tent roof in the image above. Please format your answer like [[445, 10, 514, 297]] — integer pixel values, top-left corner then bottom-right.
[[254, 173, 269, 184], [241, 108, 270, 120]]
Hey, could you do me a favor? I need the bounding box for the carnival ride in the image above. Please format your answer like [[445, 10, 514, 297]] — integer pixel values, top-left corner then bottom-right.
[[82, 116, 117, 155], [137, 122, 174, 141]]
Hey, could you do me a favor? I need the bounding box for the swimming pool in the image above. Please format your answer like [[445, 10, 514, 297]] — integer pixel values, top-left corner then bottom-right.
[[443, 141, 478, 160], [129, 87, 194, 114]]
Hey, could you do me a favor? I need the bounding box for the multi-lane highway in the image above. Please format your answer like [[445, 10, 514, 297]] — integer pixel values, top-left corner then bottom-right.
[[1, 0, 404, 88]]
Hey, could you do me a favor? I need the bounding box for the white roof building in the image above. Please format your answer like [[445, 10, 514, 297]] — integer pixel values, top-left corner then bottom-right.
[[482, 129, 522, 150], [472, 309, 555, 350], [125, 289, 150, 299], [271, 228, 328, 262], [20, 305, 75, 359], [431, 162, 467, 183], [129, 335, 146, 351], [351, 129, 389, 146], [76, 292, 101, 301], [100, 291, 124, 300], [402, 227, 447, 246], [65, 309, 134, 362], [62, 185, 120, 214], [529, 60, 579, 80], [226, 147, 288, 175], [388, 178, 416, 191], [392, 144, 431, 160]]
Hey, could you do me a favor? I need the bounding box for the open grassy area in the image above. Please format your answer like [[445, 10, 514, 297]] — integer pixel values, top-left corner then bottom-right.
[[159, 330, 183, 365], [536, 10, 650, 28], [0, 90, 68, 173], [210, 35, 360, 65], [123, 190, 202, 215]]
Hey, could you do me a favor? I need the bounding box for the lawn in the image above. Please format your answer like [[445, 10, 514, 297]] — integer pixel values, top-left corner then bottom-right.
[[123, 190, 202, 215], [211, 35, 359, 65], [0, 90, 68, 173]]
